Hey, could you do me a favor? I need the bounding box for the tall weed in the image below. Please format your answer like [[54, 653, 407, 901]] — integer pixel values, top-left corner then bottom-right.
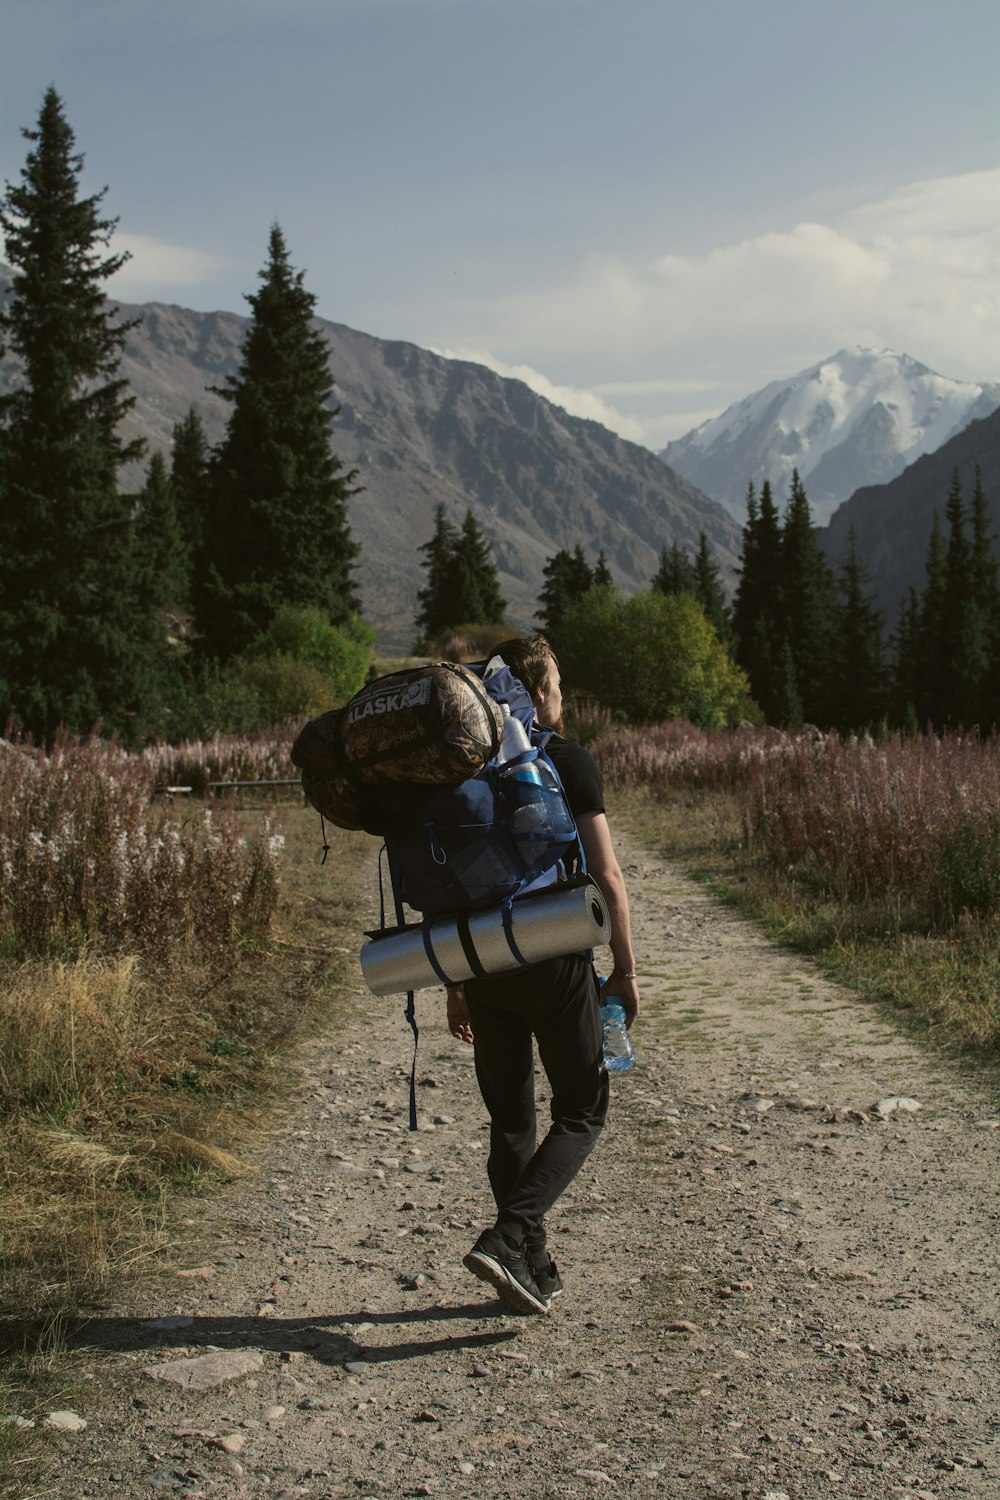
[[0, 732, 280, 961]]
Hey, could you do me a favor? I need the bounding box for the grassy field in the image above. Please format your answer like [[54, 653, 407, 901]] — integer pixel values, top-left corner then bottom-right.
[[4, 715, 999, 1488], [0, 754, 373, 1487], [592, 722, 1000, 1060]]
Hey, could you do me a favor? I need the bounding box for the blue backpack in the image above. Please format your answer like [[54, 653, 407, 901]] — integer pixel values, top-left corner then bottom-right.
[[375, 660, 581, 919]]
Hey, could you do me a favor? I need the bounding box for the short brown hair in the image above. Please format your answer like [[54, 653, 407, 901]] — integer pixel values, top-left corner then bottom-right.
[[494, 635, 559, 700]]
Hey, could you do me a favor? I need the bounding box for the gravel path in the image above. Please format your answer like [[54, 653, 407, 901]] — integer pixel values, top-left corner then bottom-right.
[[37, 831, 999, 1500]]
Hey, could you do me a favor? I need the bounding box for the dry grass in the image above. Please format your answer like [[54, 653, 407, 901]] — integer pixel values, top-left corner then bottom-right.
[[0, 802, 372, 1317], [612, 780, 1000, 1057]]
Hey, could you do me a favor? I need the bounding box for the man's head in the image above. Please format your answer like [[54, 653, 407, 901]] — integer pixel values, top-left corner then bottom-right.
[[494, 635, 563, 732]]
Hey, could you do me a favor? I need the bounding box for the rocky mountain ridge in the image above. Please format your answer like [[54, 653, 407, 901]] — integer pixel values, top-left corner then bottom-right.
[[818, 404, 1000, 626], [0, 266, 741, 651]]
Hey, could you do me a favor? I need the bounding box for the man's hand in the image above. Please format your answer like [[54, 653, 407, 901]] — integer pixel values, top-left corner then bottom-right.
[[446, 983, 474, 1044], [603, 972, 639, 1028]]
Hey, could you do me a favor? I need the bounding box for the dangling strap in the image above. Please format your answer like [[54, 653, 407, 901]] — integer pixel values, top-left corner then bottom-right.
[[320, 814, 331, 866], [386, 851, 420, 1132]]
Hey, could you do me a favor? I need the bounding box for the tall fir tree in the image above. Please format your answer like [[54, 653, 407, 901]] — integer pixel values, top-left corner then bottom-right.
[[777, 470, 837, 726], [692, 531, 731, 644], [592, 549, 613, 588], [170, 406, 209, 595], [829, 527, 887, 731], [197, 224, 360, 662], [0, 86, 156, 741], [891, 585, 922, 733], [652, 539, 694, 596], [537, 544, 593, 637], [731, 480, 783, 721], [414, 507, 505, 648], [970, 467, 1000, 729], [451, 509, 506, 627], [414, 505, 460, 647], [916, 510, 948, 727]]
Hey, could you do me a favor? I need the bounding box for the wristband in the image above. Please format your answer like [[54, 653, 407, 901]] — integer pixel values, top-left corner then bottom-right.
[[612, 969, 637, 980]]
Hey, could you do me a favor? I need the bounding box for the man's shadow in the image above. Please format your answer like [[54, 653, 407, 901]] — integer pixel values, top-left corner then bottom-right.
[[0, 1299, 523, 1367]]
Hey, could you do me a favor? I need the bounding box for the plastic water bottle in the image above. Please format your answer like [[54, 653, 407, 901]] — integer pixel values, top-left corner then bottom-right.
[[599, 981, 635, 1072], [499, 703, 531, 762]]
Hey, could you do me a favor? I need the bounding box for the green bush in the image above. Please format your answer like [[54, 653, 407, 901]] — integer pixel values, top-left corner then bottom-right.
[[235, 654, 334, 726], [555, 587, 758, 727], [252, 607, 374, 701]]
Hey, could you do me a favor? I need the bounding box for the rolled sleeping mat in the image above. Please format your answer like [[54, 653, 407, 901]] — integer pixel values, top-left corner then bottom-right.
[[360, 877, 611, 996]]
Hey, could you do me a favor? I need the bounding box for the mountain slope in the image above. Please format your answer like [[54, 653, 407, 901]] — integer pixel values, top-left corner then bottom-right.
[[0, 269, 741, 650], [661, 347, 1000, 526], [818, 404, 1000, 623]]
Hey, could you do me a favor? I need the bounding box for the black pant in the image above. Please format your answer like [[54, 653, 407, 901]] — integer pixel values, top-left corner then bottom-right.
[[464, 952, 609, 1259]]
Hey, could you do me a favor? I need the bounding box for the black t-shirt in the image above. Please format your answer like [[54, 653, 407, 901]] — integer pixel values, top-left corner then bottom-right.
[[544, 734, 605, 819]]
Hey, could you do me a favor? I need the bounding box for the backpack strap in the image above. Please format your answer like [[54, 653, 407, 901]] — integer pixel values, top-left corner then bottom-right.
[[383, 845, 421, 1133]]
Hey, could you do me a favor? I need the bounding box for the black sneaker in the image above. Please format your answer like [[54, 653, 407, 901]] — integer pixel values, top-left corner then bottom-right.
[[463, 1228, 550, 1315], [530, 1253, 564, 1304]]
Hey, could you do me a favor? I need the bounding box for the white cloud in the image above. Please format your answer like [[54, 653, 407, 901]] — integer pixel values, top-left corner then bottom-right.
[[109, 234, 232, 294], [432, 345, 647, 442], [480, 167, 1000, 438]]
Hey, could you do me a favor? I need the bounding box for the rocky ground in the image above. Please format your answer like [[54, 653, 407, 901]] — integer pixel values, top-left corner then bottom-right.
[[14, 830, 1000, 1500]]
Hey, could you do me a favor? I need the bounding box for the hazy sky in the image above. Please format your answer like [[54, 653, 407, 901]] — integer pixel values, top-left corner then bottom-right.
[[2, 0, 998, 447]]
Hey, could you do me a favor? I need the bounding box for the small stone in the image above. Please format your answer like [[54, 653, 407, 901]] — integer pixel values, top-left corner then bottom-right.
[[458, 1460, 475, 1474], [143, 1350, 264, 1390], [142, 1315, 194, 1331], [215, 1432, 246, 1455], [574, 1470, 613, 1483], [263, 1405, 285, 1422], [874, 1096, 921, 1117], [665, 1321, 699, 1334], [0, 1415, 34, 1429], [43, 1410, 87, 1433], [344, 1361, 370, 1376], [741, 1096, 775, 1113]]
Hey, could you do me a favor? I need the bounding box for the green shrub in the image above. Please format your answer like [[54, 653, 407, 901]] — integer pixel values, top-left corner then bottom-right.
[[252, 607, 374, 701], [555, 587, 758, 727], [235, 654, 333, 726]]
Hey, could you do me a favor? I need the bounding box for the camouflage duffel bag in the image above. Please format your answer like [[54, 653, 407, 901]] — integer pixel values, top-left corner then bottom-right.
[[291, 663, 504, 828]]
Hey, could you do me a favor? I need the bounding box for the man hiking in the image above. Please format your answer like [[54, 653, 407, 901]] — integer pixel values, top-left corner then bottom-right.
[[446, 634, 639, 1314]]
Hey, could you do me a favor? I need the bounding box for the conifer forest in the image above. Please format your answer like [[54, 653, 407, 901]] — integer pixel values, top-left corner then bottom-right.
[[1, 89, 998, 745]]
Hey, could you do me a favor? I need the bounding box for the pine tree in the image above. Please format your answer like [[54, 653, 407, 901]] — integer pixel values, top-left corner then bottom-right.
[[0, 87, 156, 741], [830, 527, 887, 731], [537, 545, 593, 637], [135, 451, 188, 615], [890, 586, 922, 732], [652, 539, 694, 596], [452, 509, 506, 627], [731, 481, 783, 721], [170, 406, 209, 593], [970, 467, 1000, 730], [778, 471, 837, 725], [939, 469, 979, 727], [593, 549, 613, 588], [414, 505, 460, 648], [692, 531, 731, 644], [916, 510, 947, 727], [197, 224, 360, 662]]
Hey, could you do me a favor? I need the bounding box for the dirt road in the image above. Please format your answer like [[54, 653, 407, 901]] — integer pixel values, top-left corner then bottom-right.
[[31, 831, 1000, 1500]]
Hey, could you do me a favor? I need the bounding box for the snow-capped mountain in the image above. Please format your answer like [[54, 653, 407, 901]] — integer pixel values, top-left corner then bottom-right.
[[660, 348, 1000, 525]]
